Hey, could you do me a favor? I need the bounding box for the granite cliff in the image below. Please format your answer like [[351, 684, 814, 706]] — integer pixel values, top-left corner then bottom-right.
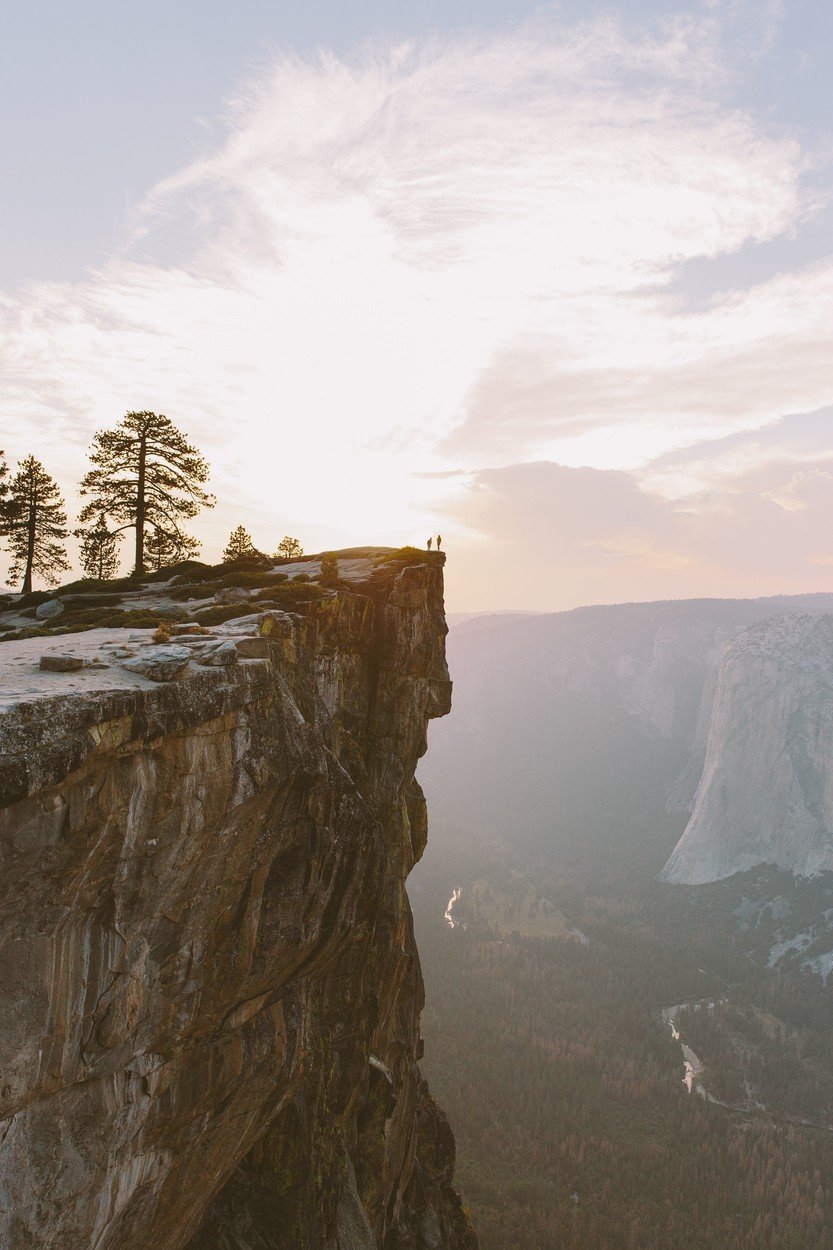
[[0, 549, 476, 1250], [419, 595, 833, 880], [663, 614, 833, 885]]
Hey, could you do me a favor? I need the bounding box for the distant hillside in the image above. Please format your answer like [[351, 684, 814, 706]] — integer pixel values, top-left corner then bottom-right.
[[664, 613, 833, 882], [421, 593, 833, 879]]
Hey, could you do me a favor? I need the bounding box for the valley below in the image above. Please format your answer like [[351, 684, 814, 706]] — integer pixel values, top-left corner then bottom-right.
[[411, 850, 833, 1250], [409, 595, 833, 1250]]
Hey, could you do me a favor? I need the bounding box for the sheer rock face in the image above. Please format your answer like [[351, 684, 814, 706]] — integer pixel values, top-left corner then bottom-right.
[[663, 615, 833, 885], [0, 554, 476, 1250]]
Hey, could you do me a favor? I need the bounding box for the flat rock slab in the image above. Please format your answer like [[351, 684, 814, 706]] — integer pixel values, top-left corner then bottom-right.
[[39, 654, 83, 672], [120, 645, 193, 683]]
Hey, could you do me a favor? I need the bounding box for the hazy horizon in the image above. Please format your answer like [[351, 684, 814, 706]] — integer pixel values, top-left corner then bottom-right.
[[2, 0, 832, 612]]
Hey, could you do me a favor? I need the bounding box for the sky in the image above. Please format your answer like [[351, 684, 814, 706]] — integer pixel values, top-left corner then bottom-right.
[[1, 0, 832, 610]]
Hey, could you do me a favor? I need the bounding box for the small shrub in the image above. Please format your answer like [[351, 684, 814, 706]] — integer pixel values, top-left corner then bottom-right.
[[153, 622, 172, 643], [57, 607, 186, 630], [272, 583, 327, 604], [0, 613, 173, 642], [0, 626, 56, 642], [170, 570, 288, 599], [192, 603, 257, 626], [15, 591, 52, 609], [143, 559, 210, 583], [171, 564, 228, 586], [229, 552, 273, 570], [320, 552, 339, 581], [380, 546, 433, 564], [63, 593, 123, 609], [169, 582, 219, 602], [56, 576, 137, 595]]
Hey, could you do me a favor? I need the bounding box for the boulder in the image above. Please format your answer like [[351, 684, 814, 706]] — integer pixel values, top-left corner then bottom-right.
[[120, 646, 193, 683], [35, 599, 65, 621], [39, 654, 83, 672], [197, 641, 239, 667], [215, 587, 250, 605]]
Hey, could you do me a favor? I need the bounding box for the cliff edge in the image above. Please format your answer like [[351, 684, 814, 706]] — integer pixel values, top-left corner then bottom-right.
[[0, 549, 476, 1250]]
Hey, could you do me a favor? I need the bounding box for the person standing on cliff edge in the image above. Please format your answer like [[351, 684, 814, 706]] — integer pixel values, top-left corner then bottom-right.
[[427, 537, 433, 550], [436, 534, 442, 551]]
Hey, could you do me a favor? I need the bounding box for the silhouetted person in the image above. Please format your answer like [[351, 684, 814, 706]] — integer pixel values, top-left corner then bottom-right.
[[427, 537, 433, 550], [436, 534, 442, 551]]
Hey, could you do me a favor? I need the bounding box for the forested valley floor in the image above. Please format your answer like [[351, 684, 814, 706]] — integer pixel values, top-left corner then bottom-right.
[[410, 847, 833, 1250]]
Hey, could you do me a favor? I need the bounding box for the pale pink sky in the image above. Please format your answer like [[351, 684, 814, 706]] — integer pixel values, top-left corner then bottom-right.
[[2, 3, 832, 610]]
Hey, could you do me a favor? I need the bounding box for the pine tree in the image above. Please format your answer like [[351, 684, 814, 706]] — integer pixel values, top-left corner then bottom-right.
[[223, 525, 255, 562], [5, 456, 70, 592], [144, 527, 200, 571], [276, 535, 303, 559], [75, 514, 121, 581], [0, 451, 8, 584], [79, 411, 214, 575], [320, 551, 339, 584]]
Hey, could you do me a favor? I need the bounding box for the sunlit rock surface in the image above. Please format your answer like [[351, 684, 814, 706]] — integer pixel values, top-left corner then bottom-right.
[[0, 550, 476, 1250], [663, 614, 833, 884]]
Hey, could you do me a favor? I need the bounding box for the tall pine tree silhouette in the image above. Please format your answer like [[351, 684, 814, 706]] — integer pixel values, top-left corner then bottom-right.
[[5, 456, 70, 592], [0, 450, 8, 582], [145, 527, 200, 571], [75, 513, 121, 580], [79, 411, 213, 575], [223, 525, 255, 562]]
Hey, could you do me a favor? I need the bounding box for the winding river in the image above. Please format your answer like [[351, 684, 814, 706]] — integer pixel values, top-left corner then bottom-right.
[[662, 1004, 706, 1095], [444, 887, 464, 929]]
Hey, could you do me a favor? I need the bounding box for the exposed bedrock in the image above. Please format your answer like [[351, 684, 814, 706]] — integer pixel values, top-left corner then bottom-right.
[[663, 614, 833, 885], [0, 552, 476, 1249]]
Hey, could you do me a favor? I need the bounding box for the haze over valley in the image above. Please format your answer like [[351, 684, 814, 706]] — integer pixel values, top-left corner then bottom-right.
[[412, 593, 833, 1247], [3, 3, 833, 1248]]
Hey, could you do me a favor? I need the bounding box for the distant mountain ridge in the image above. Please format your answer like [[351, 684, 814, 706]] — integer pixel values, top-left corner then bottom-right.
[[421, 592, 833, 881]]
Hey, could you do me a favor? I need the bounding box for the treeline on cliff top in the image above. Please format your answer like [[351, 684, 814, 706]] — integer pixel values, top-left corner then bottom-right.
[[0, 411, 310, 593]]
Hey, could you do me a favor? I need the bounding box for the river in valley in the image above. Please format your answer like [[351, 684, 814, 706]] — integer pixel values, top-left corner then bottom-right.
[[662, 1004, 707, 1094], [662, 999, 726, 1097], [444, 887, 464, 929]]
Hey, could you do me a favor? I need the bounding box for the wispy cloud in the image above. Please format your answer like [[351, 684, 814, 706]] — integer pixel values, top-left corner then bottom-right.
[[0, 8, 829, 596]]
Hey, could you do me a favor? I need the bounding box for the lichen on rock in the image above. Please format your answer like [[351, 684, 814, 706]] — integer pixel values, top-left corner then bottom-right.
[[0, 549, 475, 1250]]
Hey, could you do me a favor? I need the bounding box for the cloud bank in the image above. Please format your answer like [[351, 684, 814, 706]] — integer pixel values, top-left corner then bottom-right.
[[447, 410, 833, 610], [0, 8, 830, 605]]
